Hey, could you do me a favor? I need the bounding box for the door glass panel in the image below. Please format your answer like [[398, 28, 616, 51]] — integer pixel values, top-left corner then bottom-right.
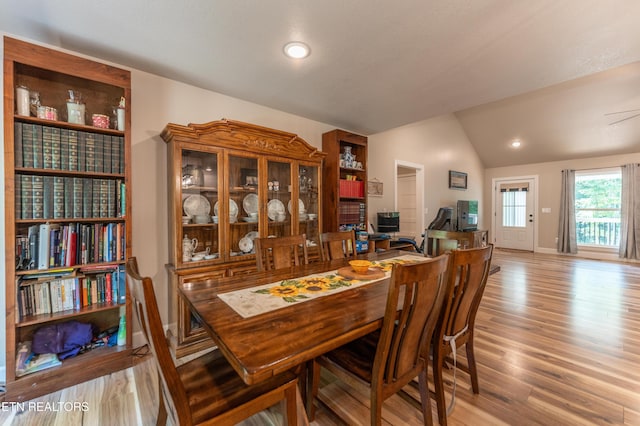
[[267, 160, 291, 237], [501, 191, 526, 227], [229, 155, 258, 257], [180, 149, 219, 267], [299, 164, 319, 249]]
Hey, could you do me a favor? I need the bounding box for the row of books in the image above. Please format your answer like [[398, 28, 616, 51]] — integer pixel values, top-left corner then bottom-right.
[[15, 174, 125, 220], [15, 222, 126, 271], [17, 265, 126, 318], [338, 201, 366, 228], [14, 122, 125, 174]]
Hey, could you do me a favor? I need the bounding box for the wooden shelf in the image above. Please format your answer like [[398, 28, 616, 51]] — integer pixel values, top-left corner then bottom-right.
[[4, 36, 133, 401]]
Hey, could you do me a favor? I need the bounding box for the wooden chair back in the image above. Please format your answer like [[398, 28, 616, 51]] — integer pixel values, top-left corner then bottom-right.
[[254, 234, 309, 271], [432, 244, 493, 425], [125, 257, 190, 425], [375, 254, 450, 391], [319, 230, 357, 261]]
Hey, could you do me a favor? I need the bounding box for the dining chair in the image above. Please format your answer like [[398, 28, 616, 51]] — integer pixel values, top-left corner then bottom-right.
[[254, 234, 309, 271], [319, 230, 357, 261], [309, 254, 450, 425], [125, 257, 299, 426], [431, 244, 493, 426]]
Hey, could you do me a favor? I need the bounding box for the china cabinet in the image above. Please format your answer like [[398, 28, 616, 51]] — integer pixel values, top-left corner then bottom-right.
[[161, 119, 325, 356], [3, 37, 132, 401], [322, 129, 368, 235]]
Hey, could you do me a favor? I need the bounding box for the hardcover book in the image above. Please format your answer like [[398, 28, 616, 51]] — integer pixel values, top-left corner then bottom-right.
[[103, 135, 112, 173], [21, 123, 34, 168], [21, 174, 34, 219], [83, 178, 93, 218], [93, 134, 104, 173], [32, 175, 44, 220], [43, 176, 54, 219], [59, 128, 69, 171], [53, 176, 65, 219], [85, 133, 95, 172], [14, 122, 23, 168], [73, 177, 84, 219], [68, 130, 78, 171], [77, 132, 86, 172], [64, 177, 74, 219], [42, 126, 52, 169], [51, 127, 61, 170], [111, 136, 120, 174], [32, 124, 43, 169]]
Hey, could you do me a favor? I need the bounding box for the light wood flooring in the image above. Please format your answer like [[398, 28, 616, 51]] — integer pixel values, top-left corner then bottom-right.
[[2, 249, 640, 425]]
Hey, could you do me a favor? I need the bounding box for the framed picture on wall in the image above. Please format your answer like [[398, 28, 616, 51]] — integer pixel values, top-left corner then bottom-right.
[[449, 170, 467, 190], [367, 179, 383, 197]]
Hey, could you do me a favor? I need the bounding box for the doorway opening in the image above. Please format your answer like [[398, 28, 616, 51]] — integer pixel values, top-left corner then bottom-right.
[[395, 160, 425, 240], [492, 176, 538, 251]]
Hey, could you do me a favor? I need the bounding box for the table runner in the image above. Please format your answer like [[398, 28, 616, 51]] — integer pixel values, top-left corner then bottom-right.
[[219, 254, 429, 318]]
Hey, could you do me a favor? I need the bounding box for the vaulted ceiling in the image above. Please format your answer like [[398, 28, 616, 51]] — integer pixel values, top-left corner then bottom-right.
[[2, 0, 639, 167]]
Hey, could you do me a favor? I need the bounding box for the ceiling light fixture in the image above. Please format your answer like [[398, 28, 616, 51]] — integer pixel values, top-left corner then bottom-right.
[[283, 41, 310, 59], [511, 139, 522, 148]]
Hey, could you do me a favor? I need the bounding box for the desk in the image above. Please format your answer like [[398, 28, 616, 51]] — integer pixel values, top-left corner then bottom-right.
[[179, 251, 404, 386], [426, 229, 488, 256]]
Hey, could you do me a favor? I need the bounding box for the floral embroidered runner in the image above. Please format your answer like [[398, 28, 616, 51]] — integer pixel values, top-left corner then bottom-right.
[[218, 254, 429, 318]]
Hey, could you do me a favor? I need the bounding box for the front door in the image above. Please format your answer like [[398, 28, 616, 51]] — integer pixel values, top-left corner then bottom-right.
[[494, 178, 535, 251]]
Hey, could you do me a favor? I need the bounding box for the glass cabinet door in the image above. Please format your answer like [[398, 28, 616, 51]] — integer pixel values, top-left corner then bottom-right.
[[180, 148, 220, 268], [299, 164, 320, 255], [229, 154, 259, 258], [267, 160, 292, 238]]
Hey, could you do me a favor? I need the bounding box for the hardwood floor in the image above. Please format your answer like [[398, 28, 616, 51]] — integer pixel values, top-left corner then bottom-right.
[[2, 249, 640, 425]]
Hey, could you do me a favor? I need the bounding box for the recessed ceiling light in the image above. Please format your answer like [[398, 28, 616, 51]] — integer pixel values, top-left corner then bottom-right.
[[511, 139, 521, 148], [283, 41, 310, 59]]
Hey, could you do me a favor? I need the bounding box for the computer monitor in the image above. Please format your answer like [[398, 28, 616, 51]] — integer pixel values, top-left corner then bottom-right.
[[457, 200, 478, 231]]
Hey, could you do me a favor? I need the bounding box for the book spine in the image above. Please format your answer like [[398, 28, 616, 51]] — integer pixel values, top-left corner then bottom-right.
[[14, 122, 23, 168], [107, 180, 115, 218], [59, 128, 69, 171], [111, 136, 120, 175], [94, 134, 104, 173], [50, 127, 61, 170], [22, 123, 34, 168], [28, 225, 39, 270], [119, 136, 124, 174], [32, 175, 44, 220], [15, 177, 23, 220], [38, 223, 51, 270], [83, 178, 93, 218], [42, 126, 52, 169], [103, 135, 112, 173], [53, 176, 65, 219], [73, 177, 84, 219], [92, 178, 101, 218], [21, 174, 33, 219], [77, 131, 86, 172], [64, 177, 74, 219], [43, 175, 54, 219], [85, 133, 95, 172], [32, 124, 43, 169], [100, 179, 109, 218], [68, 130, 78, 171]]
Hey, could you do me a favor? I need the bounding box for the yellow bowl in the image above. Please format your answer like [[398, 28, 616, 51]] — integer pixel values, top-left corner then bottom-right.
[[349, 260, 372, 274]]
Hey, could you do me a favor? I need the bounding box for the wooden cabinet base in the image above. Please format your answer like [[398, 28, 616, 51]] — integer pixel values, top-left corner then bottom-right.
[[4, 347, 133, 402]]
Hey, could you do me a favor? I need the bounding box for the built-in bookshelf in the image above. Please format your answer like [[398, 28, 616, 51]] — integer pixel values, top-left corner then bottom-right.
[[3, 37, 133, 401]]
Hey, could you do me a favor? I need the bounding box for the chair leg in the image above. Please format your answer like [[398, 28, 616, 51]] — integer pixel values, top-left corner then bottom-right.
[[466, 337, 480, 394], [370, 391, 383, 426], [156, 371, 168, 426], [418, 369, 433, 426], [284, 383, 299, 426], [432, 353, 448, 426], [307, 360, 321, 421]]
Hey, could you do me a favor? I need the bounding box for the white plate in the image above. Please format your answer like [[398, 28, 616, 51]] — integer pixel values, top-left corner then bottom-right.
[[239, 236, 253, 253], [245, 231, 259, 240], [287, 198, 305, 214], [183, 195, 211, 217], [267, 199, 286, 221], [213, 199, 239, 217], [243, 193, 258, 215]]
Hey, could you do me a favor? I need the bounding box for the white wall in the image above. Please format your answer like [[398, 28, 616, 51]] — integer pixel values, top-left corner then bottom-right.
[[368, 114, 485, 238], [0, 35, 338, 382]]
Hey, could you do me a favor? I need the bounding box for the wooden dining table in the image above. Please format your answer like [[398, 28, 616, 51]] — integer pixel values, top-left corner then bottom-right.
[[178, 250, 414, 394]]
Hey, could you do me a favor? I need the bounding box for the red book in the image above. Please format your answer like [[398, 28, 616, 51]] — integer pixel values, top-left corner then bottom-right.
[[105, 273, 112, 303]]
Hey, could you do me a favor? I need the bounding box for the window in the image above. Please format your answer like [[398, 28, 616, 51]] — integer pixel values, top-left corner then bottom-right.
[[500, 182, 529, 227], [575, 168, 621, 247]]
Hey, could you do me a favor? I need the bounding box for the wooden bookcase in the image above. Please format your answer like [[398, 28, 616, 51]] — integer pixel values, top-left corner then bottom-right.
[[161, 119, 325, 357], [322, 129, 368, 235], [3, 37, 133, 401]]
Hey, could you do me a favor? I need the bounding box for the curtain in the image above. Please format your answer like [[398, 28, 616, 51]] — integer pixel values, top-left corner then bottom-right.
[[558, 169, 577, 253], [619, 163, 640, 259]]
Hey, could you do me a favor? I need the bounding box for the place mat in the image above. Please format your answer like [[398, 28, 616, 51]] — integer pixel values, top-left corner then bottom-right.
[[336, 266, 385, 280], [218, 254, 428, 318]]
